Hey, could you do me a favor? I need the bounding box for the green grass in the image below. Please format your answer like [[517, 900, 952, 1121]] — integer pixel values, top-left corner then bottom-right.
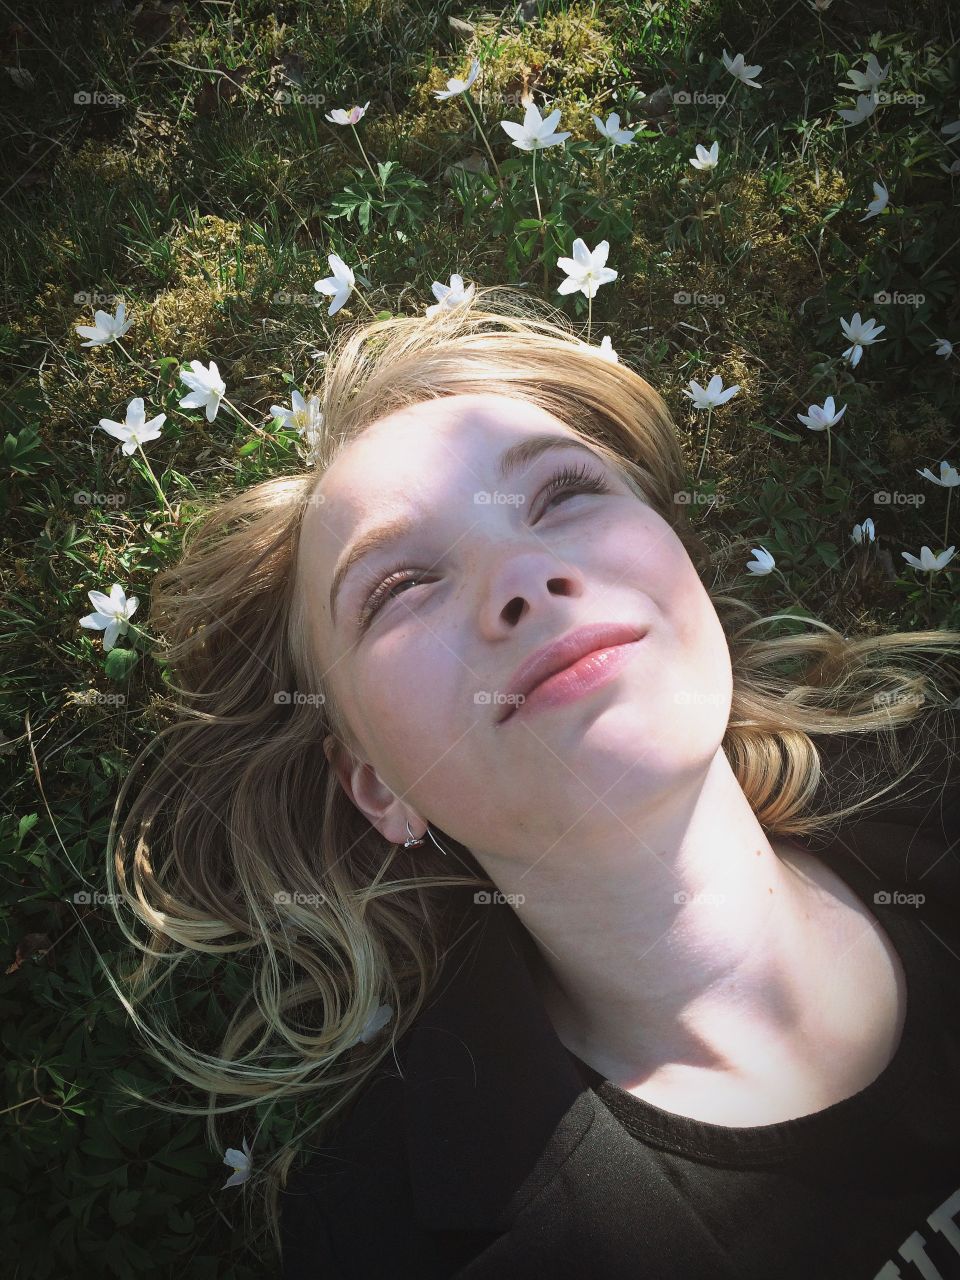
[[2, 0, 959, 1274]]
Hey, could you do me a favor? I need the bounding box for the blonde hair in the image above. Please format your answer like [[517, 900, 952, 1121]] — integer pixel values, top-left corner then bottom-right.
[[105, 286, 960, 1260]]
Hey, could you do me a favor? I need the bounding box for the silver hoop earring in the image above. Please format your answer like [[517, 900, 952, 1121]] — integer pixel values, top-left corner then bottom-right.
[[403, 820, 426, 850], [402, 819, 448, 856]]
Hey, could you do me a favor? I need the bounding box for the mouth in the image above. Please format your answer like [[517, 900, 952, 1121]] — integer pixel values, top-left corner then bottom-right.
[[496, 622, 648, 725]]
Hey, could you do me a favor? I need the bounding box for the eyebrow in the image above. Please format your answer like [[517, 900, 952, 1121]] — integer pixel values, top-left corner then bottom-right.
[[328, 434, 606, 626]]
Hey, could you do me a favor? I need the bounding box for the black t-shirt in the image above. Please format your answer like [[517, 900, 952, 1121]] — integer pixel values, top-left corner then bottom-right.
[[280, 724, 960, 1279]]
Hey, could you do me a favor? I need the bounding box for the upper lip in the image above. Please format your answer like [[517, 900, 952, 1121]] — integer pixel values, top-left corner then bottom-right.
[[496, 622, 647, 724]]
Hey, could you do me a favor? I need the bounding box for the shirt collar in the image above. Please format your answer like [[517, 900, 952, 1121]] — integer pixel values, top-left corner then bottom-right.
[[401, 893, 597, 1232]]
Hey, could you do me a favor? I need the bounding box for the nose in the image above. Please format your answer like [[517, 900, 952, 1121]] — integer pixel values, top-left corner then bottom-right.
[[480, 548, 585, 632]]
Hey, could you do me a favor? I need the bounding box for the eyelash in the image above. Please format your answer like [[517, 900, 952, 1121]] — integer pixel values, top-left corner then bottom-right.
[[355, 461, 612, 630]]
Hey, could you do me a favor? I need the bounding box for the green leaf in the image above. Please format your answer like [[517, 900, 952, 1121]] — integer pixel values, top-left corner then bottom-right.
[[18, 813, 39, 840], [747, 421, 803, 442], [103, 648, 139, 681]]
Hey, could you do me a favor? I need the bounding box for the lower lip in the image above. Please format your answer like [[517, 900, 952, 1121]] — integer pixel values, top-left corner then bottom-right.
[[503, 639, 644, 723]]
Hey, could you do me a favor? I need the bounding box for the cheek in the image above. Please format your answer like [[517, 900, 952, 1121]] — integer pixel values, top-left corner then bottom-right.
[[349, 632, 453, 757], [619, 518, 731, 705]]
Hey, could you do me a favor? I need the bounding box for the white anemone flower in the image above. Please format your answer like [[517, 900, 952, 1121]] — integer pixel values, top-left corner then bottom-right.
[[499, 101, 571, 151], [746, 546, 776, 575], [689, 141, 719, 170], [98, 397, 166, 455], [683, 373, 740, 410], [425, 274, 476, 317], [721, 50, 763, 88], [222, 1137, 253, 1189], [178, 359, 226, 422], [592, 111, 635, 145], [433, 59, 480, 101], [75, 302, 133, 347], [901, 545, 956, 572], [79, 583, 139, 651], [556, 239, 618, 299]]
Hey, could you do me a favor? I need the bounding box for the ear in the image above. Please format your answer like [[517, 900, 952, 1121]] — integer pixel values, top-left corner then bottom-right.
[[323, 734, 422, 846]]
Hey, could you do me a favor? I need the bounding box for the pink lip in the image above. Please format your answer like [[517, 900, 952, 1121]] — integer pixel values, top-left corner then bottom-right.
[[497, 623, 647, 725], [508, 641, 644, 722]]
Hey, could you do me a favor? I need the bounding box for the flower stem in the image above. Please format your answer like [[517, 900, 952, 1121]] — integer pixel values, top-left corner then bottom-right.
[[136, 444, 175, 519], [945, 486, 953, 551], [354, 290, 380, 318], [463, 93, 503, 186], [587, 292, 593, 345], [531, 147, 542, 222], [125, 621, 152, 645], [222, 396, 274, 441], [351, 124, 382, 193], [825, 425, 832, 487], [115, 340, 157, 386], [695, 405, 713, 479]]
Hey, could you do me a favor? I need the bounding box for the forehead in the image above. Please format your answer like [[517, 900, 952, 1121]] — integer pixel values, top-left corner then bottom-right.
[[310, 392, 579, 541]]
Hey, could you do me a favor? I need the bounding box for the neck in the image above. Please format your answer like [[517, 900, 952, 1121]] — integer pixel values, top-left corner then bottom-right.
[[475, 749, 836, 1088]]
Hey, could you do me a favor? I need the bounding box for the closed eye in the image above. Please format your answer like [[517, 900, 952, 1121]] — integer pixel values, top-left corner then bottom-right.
[[354, 460, 613, 630]]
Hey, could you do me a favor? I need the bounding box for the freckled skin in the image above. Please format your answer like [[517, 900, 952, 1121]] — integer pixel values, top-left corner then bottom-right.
[[296, 392, 904, 1126], [300, 391, 731, 855]]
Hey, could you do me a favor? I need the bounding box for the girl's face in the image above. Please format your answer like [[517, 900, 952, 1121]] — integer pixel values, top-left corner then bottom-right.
[[297, 392, 733, 861]]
